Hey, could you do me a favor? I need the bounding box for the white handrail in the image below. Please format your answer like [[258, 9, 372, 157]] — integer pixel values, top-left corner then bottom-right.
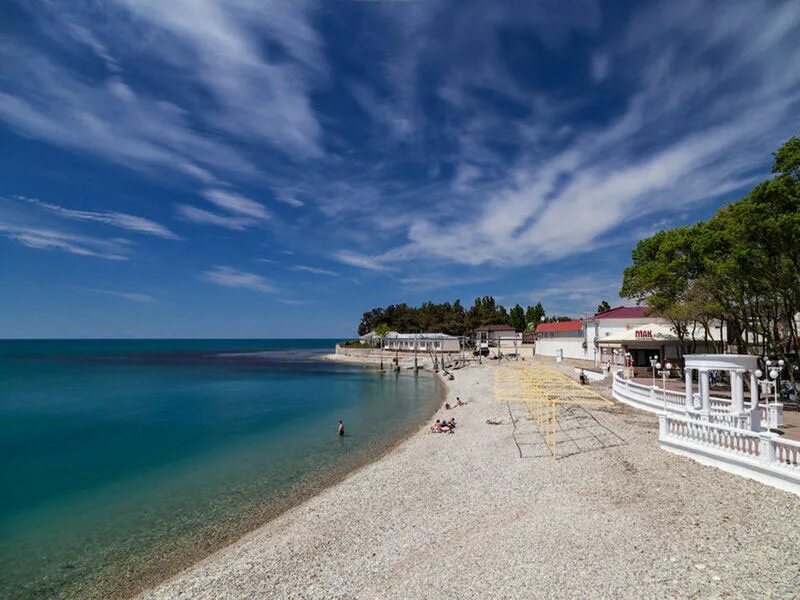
[[613, 371, 768, 417], [659, 412, 800, 494]]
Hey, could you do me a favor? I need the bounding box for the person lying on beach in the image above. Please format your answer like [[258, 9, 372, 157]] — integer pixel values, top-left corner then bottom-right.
[[455, 397, 464, 407], [447, 418, 456, 429], [431, 419, 454, 433]]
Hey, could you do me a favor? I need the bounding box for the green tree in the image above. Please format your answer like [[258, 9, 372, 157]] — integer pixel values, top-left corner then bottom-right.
[[596, 300, 611, 314], [509, 304, 526, 332], [619, 136, 800, 388], [620, 226, 698, 362], [772, 135, 800, 178], [525, 302, 545, 331]]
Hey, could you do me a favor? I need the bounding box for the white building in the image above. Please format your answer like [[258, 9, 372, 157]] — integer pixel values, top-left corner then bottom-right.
[[534, 306, 728, 371], [534, 320, 590, 362], [382, 332, 461, 353]]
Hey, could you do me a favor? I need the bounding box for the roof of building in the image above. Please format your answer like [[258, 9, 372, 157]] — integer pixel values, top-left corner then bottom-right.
[[475, 324, 516, 331], [385, 332, 458, 339], [535, 320, 583, 333], [594, 306, 650, 319]]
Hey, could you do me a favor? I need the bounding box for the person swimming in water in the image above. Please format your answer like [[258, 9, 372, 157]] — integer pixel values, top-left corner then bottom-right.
[[338, 420, 345, 436]]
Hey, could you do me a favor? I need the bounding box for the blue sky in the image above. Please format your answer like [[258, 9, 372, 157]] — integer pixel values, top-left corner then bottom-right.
[[1, 1, 799, 338]]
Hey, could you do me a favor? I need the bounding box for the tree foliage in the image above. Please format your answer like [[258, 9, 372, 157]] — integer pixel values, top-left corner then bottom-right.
[[620, 137, 800, 384], [358, 297, 551, 336], [596, 300, 611, 314]]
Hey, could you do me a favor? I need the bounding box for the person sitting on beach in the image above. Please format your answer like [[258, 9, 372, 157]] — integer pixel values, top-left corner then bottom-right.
[[440, 419, 451, 432], [456, 397, 464, 407], [445, 402, 451, 410], [338, 420, 345, 436], [431, 420, 442, 433], [448, 417, 456, 429]]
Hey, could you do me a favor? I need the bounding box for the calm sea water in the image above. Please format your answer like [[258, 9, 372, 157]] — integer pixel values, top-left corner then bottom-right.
[[0, 340, 442, 599]]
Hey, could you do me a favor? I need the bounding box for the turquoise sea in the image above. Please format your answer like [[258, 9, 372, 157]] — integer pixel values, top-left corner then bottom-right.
[[0, 340, 443, 599]]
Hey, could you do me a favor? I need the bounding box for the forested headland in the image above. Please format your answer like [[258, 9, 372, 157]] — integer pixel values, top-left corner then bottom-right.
[[357, 297, 573, 336]]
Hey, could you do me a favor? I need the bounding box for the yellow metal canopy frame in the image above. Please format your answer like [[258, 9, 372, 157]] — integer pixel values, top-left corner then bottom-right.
[[494, 363, 612, 458]]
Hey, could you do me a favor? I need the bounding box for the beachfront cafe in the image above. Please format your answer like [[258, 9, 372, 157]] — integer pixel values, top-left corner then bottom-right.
[[599, 323, 684, 376]]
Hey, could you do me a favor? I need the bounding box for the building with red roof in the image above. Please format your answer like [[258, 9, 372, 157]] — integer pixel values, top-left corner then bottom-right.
[[532, 304, 728, 374], [594, 306, 651, 320], [535, 321, 583, 334]]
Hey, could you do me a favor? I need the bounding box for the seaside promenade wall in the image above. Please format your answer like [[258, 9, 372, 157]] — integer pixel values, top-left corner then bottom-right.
[[612, 371, 800, 495], [333, 344, 456, 368]]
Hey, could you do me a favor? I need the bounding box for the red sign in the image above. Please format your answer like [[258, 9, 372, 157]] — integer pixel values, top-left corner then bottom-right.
[[635, 330, 652, 338]]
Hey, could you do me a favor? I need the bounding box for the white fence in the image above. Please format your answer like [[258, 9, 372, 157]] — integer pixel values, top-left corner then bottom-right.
[[659, 413, 800, 495], [612, 371, 771, 426], [613, 371, 798, 496]]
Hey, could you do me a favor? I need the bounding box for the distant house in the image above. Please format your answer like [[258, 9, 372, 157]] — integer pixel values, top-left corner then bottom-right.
[[475, 324, 520, 348], [383, 332, 461, 353]]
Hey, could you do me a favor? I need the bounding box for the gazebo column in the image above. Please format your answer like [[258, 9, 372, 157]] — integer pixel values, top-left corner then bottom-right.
[[749, 370, 762, 431], [699, 369, 711, 414], [749, 371, 759, 408], [731, 370, 745, 412], [684, 368, 694, 410]]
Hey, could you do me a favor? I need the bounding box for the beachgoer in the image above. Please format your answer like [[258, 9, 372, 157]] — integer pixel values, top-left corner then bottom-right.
[[456, 397, 464, 407], [338, 420, 345, 436], [445, 402, 451, 410], [579, 370, 587, 385]]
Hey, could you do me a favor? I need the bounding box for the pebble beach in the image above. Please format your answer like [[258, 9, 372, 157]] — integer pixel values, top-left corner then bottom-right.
[[138, 359, 800, 599]]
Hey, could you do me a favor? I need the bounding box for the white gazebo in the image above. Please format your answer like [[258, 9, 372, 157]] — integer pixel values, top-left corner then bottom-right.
[[683, 354, 765, 430]]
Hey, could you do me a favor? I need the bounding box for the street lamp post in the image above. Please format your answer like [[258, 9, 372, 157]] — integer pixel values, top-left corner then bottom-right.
[[649, 355, 659, 388], [656, 361, 673, 411], [758, 358, 785, 405]]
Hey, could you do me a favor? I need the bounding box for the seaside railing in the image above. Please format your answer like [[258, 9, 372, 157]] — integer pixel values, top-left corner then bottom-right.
[[658, 412, 800, 495], [612, 371, 771, 426]]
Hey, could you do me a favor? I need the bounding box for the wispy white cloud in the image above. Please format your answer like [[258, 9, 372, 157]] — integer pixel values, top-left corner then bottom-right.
[[292, 264, 337, 276], [278, 298, 315, 306], [17, 196, 180, 240], [333, 250, 391, 272], [590, 53, 610, 82], [200, 266, 276, 293], [503, 273, 625, 316], [87, 288, 155, 302], [330, 0, 800, 272], [0, 0, 326, 189], [202, 189, 269, 220], [175, 205, 254, 230], [275, 192, 305, 208], [0, 223, 129, 260]]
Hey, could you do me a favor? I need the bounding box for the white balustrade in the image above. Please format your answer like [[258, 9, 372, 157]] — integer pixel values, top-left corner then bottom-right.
[[658, 413, 800, 495], [615, 368, 798, 495], [613, 371, 770, 426]]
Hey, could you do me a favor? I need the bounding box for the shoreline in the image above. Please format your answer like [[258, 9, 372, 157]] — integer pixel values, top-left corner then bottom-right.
[[138, 358, 800, 599], [102, 358, 448, 600]]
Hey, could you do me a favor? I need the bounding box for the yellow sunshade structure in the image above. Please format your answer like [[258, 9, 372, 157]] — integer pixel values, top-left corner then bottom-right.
[[494, 363, 613, 458]]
